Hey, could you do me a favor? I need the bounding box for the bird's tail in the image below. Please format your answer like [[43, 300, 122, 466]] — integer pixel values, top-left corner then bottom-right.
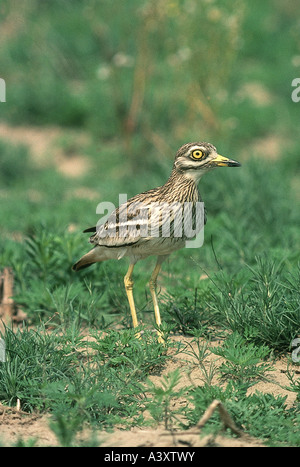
[[72, 248, 102, 271]]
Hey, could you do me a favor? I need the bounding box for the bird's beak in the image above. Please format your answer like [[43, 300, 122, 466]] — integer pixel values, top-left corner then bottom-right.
[[213, 154, 241, 167]]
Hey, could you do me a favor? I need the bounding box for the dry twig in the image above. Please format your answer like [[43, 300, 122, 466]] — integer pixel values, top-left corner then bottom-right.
[[0, 267, 14, 322], [161, 399, 257, 446]]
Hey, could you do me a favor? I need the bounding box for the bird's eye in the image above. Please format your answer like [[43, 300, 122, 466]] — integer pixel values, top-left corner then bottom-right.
[[191, 149, 203, 159]]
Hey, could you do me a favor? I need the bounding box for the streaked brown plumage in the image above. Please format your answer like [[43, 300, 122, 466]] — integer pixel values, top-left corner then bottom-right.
[[73, 142, 241, 341]]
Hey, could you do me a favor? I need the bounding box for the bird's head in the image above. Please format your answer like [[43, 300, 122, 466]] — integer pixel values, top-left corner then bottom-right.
[[174, 142, 241, 182]]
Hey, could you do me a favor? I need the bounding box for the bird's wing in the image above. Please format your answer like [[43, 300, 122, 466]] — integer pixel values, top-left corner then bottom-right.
[[85, 189, 205, 247], [88, 191, 158, 248]]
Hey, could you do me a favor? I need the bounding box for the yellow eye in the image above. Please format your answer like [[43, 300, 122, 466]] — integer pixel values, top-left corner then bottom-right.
[[191, 149, 203, 159]]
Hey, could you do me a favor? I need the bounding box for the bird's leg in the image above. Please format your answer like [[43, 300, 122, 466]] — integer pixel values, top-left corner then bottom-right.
[[149, 257, 166, 343], [124, 263, 140, 336]]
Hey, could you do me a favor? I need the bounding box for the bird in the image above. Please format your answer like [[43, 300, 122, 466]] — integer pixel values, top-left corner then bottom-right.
[[72, 142, 241, 341]]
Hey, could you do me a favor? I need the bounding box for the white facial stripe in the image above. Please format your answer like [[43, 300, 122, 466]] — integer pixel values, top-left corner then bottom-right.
[[189, 146, 206, 159], [189, 145, 207, 153], [177, 158, 201, 169]]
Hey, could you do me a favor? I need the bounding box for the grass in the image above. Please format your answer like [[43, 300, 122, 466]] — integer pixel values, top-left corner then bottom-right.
[[1, 323, 298, 446], [189, 382, 300, 446], [144, 368, 188, 431], [205, 258, 300, 352], [0, 324, 173, 428], [0, 0, 299, 447], [209, 332, 273, 383]]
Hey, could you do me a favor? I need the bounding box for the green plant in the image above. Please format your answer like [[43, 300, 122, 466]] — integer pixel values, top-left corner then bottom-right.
[[49, 411, 83, 447], [182, 336, 219, 386], [0, 324, 79, 410], [284, 365, 300, 402], [210, 332, 273, 384], [188, 382, 300, 446], [144, 368, 189, 430], [0, 324, 174, 430], [162, 287, 216, 336], [207, 258, 300, 352], [188, 382, 243, 435], [89, 327, 174, 380], [49, 411, 102, 447]]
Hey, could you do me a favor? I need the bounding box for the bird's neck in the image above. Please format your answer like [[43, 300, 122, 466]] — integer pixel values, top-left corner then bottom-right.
[[163, 168, 201, 203]]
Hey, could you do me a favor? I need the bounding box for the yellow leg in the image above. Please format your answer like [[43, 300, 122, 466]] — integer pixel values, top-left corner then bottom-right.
[[124, 263, 140, 335], [149, 259, 164, 343]]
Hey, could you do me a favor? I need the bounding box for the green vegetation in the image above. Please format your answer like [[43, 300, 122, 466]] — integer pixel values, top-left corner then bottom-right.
[[0, 0, 299, 447]]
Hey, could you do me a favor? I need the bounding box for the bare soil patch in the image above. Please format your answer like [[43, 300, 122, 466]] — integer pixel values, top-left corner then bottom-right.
[[0, 123, 91, 177]]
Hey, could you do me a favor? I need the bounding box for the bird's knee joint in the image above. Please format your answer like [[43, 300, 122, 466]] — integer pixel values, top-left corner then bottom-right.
[[149, 278, 157, 291], [124, 277, 134, 290]]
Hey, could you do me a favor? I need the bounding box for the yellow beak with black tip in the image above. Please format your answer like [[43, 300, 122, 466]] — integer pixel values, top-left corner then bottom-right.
[[213, 154, 241, 167]]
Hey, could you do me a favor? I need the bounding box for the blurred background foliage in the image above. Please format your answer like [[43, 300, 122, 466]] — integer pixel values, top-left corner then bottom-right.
[[1, 0, 300, 147], [0, 0, 299, 339]]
